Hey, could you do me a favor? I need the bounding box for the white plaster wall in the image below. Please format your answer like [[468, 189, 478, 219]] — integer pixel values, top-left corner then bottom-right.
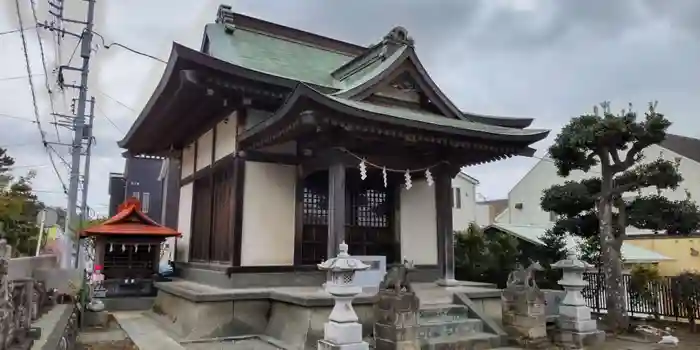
[[176, 183, 194, 262], [214, 113, 237, 161], [196, 129, 214, 171], [475, 203, 492, 227], [181, 143, 195, 179], [400, 180, 438, 265], [506, 144, 700, 231], [452, 175, 477, 232], [241, 161, 296, 265]]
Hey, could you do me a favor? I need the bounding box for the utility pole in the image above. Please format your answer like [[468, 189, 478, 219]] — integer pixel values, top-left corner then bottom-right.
[[56, 0, 96, 268], [79, 97, 95, 229]]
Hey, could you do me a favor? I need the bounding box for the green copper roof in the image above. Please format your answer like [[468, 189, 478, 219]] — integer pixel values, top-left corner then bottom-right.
[[205, 24, 354, 87], [323, 94, 548, 138]]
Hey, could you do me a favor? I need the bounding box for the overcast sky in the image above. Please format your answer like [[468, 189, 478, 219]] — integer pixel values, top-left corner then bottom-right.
[[1, 0, 699, 216]]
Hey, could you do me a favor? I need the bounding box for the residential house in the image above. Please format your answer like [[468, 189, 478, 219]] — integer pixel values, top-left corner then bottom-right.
[[475, 198, 508, 227], [108, 155, 174, 226], [485, 223, 672, 271], [451, 172, 479, 232], [495, 134, 700, 274]]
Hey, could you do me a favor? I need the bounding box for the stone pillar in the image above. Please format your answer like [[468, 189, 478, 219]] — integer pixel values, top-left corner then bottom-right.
[[551, 250, 605, 348], [318, 242, 370, 350], [434, 169, 457, 286]]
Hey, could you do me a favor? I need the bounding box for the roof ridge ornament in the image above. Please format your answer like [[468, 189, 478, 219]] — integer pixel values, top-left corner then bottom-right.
[[216, 4, 236, 34], [383, 26, 414, 47]]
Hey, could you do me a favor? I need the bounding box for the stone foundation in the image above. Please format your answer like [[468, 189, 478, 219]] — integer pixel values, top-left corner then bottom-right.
[[150, 283, 376, 348]]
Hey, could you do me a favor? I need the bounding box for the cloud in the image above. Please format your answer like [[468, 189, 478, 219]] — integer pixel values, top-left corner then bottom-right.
[[1, 0, 699, 214]]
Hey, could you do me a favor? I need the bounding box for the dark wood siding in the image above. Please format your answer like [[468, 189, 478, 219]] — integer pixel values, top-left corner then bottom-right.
[[211, 165, 234, 262], [189, 160, 235, 263], [190, 176, 213, 261]]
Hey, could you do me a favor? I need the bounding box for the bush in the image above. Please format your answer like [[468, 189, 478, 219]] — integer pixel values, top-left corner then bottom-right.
[[629, 264, 662, 319], [671, 271, 700, 332], [455, 223, 519, 287]]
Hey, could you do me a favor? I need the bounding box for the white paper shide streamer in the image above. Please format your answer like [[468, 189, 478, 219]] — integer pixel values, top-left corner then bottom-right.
[[425, 168, 434, 186], [359, 159, 367, 180], [382, 167, 388, 188], [404, 170, 412, 190]]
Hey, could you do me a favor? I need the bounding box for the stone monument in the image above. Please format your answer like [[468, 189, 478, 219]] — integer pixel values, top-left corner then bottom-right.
[[373, 260, 420, 350], [501, 261, 549, 348], [317, 242, 370, 350], [551, 250, 605, 349]]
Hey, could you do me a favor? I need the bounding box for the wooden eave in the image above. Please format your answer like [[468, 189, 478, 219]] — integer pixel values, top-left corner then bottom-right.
[[239, 84, 549, 153], [118, 43, 300, 155]]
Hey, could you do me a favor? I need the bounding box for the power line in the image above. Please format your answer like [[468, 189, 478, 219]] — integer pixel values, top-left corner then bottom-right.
[[0, 74, 45, 83], [95, 88, 136, 112], [13, 0, 70, 199], [30, 0, 61, 143], [91, 31, 167, 63], [95, 104, 124, 133], [0, 113, 37, 123], [0, 27, 36, 37]]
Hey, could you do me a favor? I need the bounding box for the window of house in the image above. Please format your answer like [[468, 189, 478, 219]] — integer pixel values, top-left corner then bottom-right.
[[453, 187, 461, 209], [142, 192, 150, 213], [132, 192, 139, 201]]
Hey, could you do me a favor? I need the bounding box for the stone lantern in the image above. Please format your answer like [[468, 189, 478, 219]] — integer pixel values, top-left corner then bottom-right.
[[551, 249, 604, 348], [317, 241, 370, 350]]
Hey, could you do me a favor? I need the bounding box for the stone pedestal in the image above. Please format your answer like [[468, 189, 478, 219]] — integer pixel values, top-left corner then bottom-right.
[[374, 290, 420, 350], [317, 242, 370, 350], [501, 263, 549, 348], [552, 251, 605, 349]]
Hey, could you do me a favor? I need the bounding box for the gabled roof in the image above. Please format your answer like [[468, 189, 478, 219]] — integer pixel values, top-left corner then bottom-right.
[[203, 7, 537, 128], [485, 223, 673, 263], [661, 134, 700, 164], [81, 203, 180, 238]]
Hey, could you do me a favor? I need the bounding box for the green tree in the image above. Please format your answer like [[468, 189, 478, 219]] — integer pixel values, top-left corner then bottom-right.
[[540, 102, 700, 332], [455, 223, 520, 287], [531, 228, 568, 289], [0, 147, 44, 256]]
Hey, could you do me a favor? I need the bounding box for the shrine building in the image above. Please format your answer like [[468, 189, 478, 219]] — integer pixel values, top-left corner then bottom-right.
[[118, 5, 549, 287]]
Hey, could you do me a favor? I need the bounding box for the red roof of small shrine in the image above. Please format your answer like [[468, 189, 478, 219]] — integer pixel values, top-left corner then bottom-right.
[[80, 198, 181, 238]]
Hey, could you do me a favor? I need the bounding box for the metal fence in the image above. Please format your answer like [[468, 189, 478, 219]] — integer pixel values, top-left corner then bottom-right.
[[582, 272, 700, 321]]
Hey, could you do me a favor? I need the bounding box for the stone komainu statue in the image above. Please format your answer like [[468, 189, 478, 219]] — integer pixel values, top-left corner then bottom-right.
[[379, 259, 414, 293], [506, 261, 544, 289]]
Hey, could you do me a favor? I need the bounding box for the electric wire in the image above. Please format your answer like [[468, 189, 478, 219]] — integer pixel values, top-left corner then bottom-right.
[[14, 0, 70, 196], [30, 0, 61, 142], [0, 74, 45, 83], [95, 88, 136, 112], [0, 27, 36, 37], [95, 104, 124, 133], [90, 30, 167, 63]]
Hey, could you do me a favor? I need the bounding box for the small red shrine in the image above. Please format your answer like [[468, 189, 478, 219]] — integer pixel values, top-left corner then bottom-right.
[[81, 198, 180, 297]]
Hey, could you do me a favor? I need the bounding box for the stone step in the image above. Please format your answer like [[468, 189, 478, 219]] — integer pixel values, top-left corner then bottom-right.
[[418, 303, 471, 324], [415, 318, 484, 340], [418, 331, 505, 349]]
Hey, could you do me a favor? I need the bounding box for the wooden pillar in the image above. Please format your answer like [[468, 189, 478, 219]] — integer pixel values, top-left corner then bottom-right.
[[327, 162, 346, 259], [231, 156, 245, 266], [435, 167, 457, 286]]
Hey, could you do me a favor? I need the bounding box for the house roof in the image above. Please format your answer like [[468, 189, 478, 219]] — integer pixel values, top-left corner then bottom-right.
[[485, 223, 673, 263], [81, 202, 180, 238], [119, 6, 550, 155], [456, 172, 480, 185], [661, 134, 700, 164]]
